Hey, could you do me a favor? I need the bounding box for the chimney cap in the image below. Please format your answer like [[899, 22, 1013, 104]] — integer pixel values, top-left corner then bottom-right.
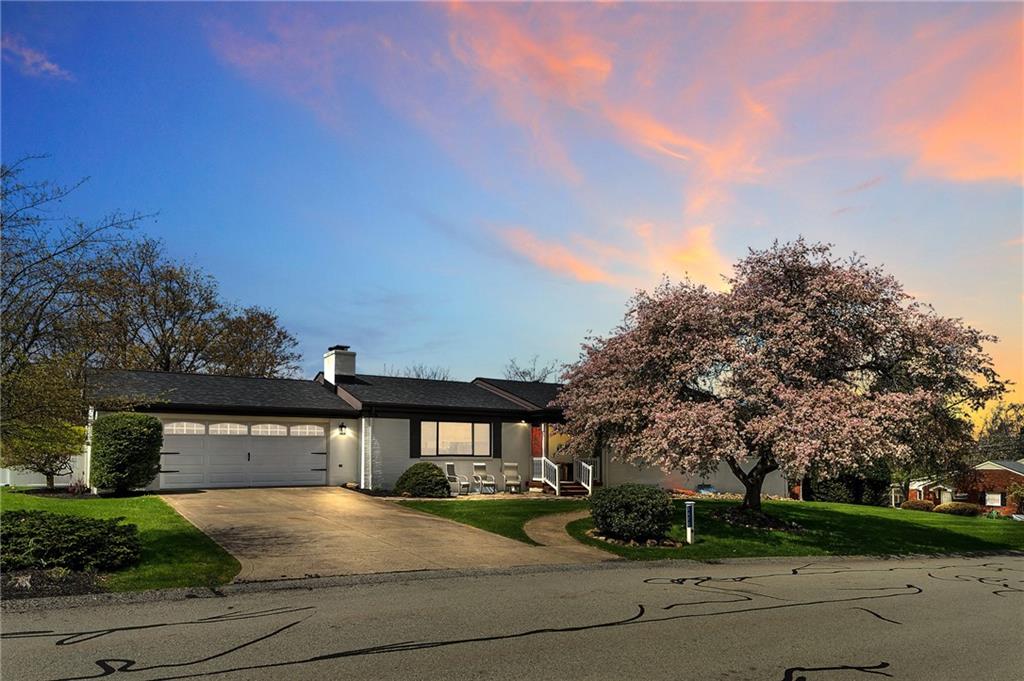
[[328, 344, 351, 352]]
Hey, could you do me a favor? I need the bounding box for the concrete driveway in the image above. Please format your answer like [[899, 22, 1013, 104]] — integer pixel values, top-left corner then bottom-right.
[[162, 487, 609, 581]]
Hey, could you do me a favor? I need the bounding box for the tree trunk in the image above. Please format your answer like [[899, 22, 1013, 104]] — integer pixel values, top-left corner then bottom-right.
[[740, 471, 765, 512], [45, 474, 55, 489], [726, 454, 777, 514]]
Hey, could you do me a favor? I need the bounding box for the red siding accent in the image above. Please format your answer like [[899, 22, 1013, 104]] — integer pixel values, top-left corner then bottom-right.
[[530, 426, 543, 458]]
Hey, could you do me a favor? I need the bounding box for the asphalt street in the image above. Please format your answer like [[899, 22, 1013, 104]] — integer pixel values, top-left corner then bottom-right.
[[2, 555, 1022, 681]]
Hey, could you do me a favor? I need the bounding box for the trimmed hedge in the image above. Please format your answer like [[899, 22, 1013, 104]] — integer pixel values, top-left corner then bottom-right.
[[394, 462, 451, 498], [900, 499, 935, 512], [933, 502, 982, 516], [1, 510, 141, 572], [590, 484, 673, 541], [91, 413, 163, 495]]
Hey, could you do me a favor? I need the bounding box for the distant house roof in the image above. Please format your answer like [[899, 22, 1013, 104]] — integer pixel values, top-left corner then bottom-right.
[[472, 378, 562, 410], [332, 374, 529, 414], [985, 459, 1024, 476], [88, 369, 357, 417]]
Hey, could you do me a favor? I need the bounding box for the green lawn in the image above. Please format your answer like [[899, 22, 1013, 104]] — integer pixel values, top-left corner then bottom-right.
[[1, 488, 240, 591], [399, 497, 588, 544], [567, 498, 1024, 560]]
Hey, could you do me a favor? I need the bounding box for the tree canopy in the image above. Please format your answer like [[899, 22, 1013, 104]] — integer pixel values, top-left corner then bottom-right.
[[556, 240, 1005, 511], [1, 156, 301, 481]]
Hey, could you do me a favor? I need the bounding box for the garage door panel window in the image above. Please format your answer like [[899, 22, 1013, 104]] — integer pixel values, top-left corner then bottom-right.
[[251, 424, 288, 437], [420, 421, 490, 456], [164, 422, 205, 435], [209, 423, 248, 436], [290, 424, 325, 437]]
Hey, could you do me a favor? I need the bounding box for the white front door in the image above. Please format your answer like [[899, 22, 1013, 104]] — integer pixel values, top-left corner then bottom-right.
[[159, 422, 327, 489]]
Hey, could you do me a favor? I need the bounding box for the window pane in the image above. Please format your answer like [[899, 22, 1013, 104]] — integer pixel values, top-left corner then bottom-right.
[[209, 423, 247, 436], [290, 424, 325, 437], [438, 422, 472, 455], [252, 423, 287, 437], [985, 492, 1003, 506], [165, 422, 204, 435], [421, 422, 437, 456], [473, 423, 490, 456]]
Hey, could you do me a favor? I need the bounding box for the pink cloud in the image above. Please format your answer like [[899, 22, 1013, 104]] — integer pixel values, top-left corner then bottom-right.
[[498, 227, 616, 285], [2, 34, 72, 80], [205, 2, 1023, 296]]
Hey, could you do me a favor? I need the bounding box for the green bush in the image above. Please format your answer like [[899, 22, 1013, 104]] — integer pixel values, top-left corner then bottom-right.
[[934, 502, 982, 516], [1, 510, 141, 572], [808, 473, 890, 506], [394, 462, 451, 498], [590, 484, 673, 541], [91, 413, 163, 494], [900, 499, 935, 512]]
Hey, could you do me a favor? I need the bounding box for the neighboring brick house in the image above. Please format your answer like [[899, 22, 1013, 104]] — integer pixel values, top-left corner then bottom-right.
[[909, 458, 1024, 515]]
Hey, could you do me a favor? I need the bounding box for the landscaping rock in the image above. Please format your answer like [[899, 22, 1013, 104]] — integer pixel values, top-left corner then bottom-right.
[[2, 568, 106, 600]]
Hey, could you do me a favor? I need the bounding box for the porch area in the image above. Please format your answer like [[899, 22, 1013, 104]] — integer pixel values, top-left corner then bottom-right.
[[529, 423, 600, 497]]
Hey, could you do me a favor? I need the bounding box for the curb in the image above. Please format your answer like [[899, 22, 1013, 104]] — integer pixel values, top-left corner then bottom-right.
[[4, 549, 1021, 614]]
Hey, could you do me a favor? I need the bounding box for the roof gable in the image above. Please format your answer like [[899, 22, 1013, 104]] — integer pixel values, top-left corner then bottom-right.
[[472, 377, 562, 410]]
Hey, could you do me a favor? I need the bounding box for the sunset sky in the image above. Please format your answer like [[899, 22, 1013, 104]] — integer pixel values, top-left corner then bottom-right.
[[3, 2, 1021, 405]]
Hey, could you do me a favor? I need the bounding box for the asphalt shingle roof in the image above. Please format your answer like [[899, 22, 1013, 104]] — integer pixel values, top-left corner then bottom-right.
[[336, 374, 528, 412], [473, 377, 562, 409], [87, 369, 357, 417], [991, 459, 1024, 476]]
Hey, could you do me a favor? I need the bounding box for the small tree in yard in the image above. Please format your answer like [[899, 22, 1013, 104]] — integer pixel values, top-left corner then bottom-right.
[[1, 421, 85, 489], [91, 413, 163, 495], [556, 240, 1005, 514]]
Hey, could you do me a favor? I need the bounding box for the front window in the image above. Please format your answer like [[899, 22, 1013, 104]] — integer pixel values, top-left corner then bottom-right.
[[420, 421, 490, 456], [984, 492, 1004, 507]]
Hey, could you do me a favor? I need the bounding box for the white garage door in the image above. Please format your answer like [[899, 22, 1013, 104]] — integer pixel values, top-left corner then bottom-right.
[[159, 420, 328, 489]]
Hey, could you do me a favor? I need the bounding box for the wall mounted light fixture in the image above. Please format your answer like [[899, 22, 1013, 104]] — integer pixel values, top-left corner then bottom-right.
[[339, 423, 347, 435]]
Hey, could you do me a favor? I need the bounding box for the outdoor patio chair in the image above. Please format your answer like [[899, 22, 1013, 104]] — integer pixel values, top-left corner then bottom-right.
[[473, 463, 497, 494], [502, 462, 522, 493], [444, 462, 470, 496]]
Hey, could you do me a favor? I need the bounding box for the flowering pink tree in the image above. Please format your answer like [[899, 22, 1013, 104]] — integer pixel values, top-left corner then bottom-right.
[[556, 240, 1005, 512]]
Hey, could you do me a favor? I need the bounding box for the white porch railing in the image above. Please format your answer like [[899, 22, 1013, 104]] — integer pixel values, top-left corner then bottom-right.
[[541, 457, 560, 496], [531, 458, 543, 481], [576, 460, 594, 495]]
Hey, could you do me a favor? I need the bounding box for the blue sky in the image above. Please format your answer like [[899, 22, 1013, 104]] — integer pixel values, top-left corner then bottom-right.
[[3, 2, 1021, 398]]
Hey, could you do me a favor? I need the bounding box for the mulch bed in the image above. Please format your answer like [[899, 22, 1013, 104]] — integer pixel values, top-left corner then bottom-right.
[[13, 488, 97, 500], [1, 569, 107, 600], [710, 507, 805, 532], [585, 529, 684, 548]]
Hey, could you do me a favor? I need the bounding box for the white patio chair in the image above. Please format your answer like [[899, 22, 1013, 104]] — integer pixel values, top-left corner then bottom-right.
[[473, 462, 496, 494], [444, 462, 470, 496], [502, 462, 523, 493]]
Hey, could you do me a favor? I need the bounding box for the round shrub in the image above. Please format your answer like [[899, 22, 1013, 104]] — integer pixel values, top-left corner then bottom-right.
[[933, 502, 982, 516], [90, 413, 163, 495], [1, 510, 141, 572], [900, 499, 935, 512], [590, 483, 673, 541], [394, 462, 451, 498]]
